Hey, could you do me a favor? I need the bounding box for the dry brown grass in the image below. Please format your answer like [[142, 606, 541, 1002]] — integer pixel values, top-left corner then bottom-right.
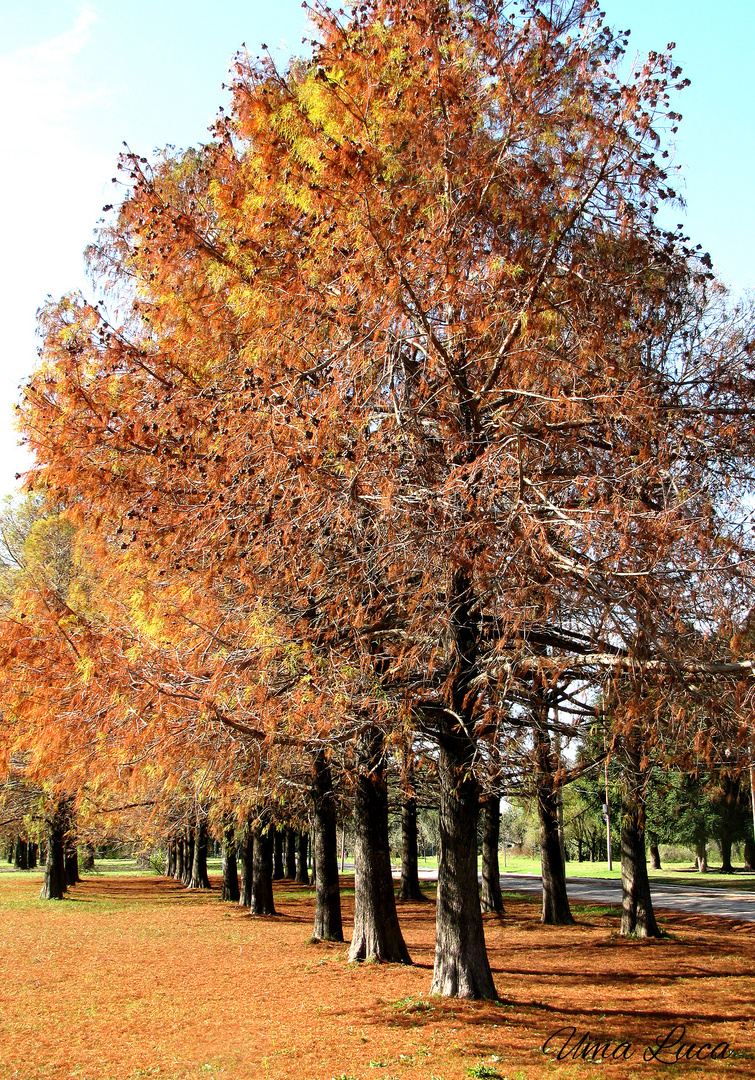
[[0, 869, 753, 1080]]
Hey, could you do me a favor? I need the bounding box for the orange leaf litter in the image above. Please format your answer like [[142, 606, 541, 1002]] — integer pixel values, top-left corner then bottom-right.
[[0, 871, 753, 1079]]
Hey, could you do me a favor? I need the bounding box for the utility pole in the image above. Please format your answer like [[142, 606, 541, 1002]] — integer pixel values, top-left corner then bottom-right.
[[604, 753, 612, 872]]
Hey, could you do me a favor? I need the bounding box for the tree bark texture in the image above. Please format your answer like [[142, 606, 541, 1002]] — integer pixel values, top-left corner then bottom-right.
[[13, 838, 28, 870], [285, 827, 297, 879], [533, 718, 573, 925], [40, 805, 67, 900], [250, 825, 275, 915], [182, 829, 194, 886], [397, 793, 423, 901], [189, 818, 211, 889], [719, 835, 733, 873], [27, 843, 38, 870], [480, 796, 504, 914], [649, 840, 661, 870], [65, 837, 79, 887], [296, 830, 309, 885], [273, 828, 285, 880], [238, 828, 253, 907], [432, 739, 497, 997], [620, 749, 660, 938], [311, 750, 343, 941], [349, 730, 411, 963], [221, 823, 240, 901], [174, 837, 184, 882], [431, 569, 497, 998]]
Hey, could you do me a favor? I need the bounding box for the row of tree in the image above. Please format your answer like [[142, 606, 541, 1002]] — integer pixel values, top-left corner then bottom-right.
[[3, 0, 755, 998]]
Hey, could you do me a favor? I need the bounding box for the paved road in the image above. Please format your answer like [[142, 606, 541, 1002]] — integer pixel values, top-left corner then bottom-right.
[[402, 866, 755, 922], [497, 872, 755, 923]]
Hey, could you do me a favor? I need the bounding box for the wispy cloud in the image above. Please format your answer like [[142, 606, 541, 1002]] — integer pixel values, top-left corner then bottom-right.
[[0, 7, 104, 140], [0, 6, 114, 495]]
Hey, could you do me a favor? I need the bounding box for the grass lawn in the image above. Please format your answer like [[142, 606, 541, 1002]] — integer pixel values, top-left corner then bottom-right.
[[1, 862, 753, 1079], [413, 852, 755, 890]]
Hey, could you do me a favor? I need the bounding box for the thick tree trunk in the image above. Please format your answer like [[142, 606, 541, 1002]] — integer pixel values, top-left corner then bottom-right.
[[649, 841, 661, 870], [432, 738, 497, 997], [221, 823, 240, 901], [533, 720, 573, 925], [65, 838, 79, 887], [13, 838, 28, 870], [349, 730, 411, 964], [237, 828, 253, 907], [273, 828, 285, 880], [719, 835, 734, 873], [250, 824, 275, 915], [40, 807, 67, 900], [620, 754, 660, 938], [27, 843, 38, 870], [183, 829, 195, 886], [397, 794, 423, 901], [164, 840, 174, 878], [285, 828, 297, 879], [296, 830, 309, 885], [188, 819, 211, 889], [480, 796, 504, 914], [311, 751, 342, 941], [431, 569, 497, 999], [174, 837, 184, 882]]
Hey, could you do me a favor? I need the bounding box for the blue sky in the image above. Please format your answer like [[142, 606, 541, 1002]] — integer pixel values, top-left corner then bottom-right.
[[1, 0, 752, 500]]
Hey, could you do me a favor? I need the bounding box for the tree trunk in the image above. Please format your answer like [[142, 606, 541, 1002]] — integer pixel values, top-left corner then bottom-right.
[[188, 818, 211, 889], [65, 837, 79, 887], [311, 751, 342, 940], [349, 729, 411, 963], [183, 828, 195, 887], [296, 830, 309, 885], [431, 569, 497, 999], [695, 839, 708, 873], [533, 719, 573, 925], [164, 840, 174, 878], [285, 828, 297, 879], [27, 843, 38, 870], [273, 828, 285, 880], [744, 836, 755, 872], [397, 793, 423, 901], [40, 806, 67, 900], [174, 837, 184, 882], [237, 828, 253, 907], [719, 835, 734, 873], [13, 838, 28, 870], [480, 796, 504, 914], [432, 737, 497, 997], [221, 823, 240, 901], [649, 841, 661, 870], [6, 837, 14, 863], [250, 824, 275, 915], [620, 751, 660, 938]]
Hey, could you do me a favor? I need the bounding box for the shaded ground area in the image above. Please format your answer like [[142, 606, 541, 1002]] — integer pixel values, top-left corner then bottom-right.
[[0, 869, 753, 1079]]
